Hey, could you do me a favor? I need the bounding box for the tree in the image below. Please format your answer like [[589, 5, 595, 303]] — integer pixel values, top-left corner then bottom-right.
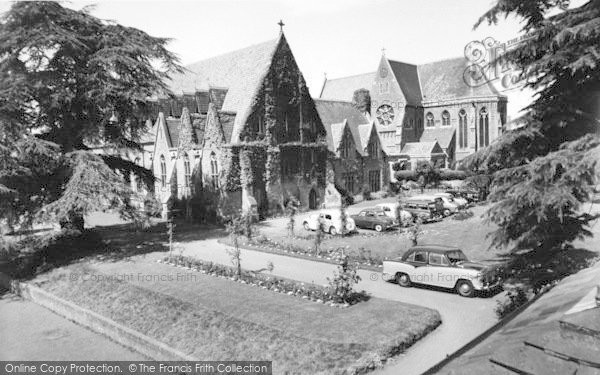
[[464, 0, 600, 253], [415, 161, 441, 193], [327, 250, 361, 304], [286, 196, 299, 237], [226, 215, 244, 278], [0, 2, 182, 230], [351, 88, 371, 114]]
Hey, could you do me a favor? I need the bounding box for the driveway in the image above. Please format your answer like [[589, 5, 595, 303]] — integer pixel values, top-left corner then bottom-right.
[[0, 293, 147, 360], [176, 238, 504, 375]]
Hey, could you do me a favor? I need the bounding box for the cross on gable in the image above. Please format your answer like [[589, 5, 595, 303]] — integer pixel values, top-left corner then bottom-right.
[[278, 19, 285, 33]]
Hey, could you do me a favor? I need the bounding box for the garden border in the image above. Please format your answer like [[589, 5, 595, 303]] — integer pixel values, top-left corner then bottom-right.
[[216, 237, 384, 271], [2, 275, 196, 361]]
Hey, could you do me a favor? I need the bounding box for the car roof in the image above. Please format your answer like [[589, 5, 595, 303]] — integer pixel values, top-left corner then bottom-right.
[[360, 207, 385, 212], [408, 245, 461, 253]]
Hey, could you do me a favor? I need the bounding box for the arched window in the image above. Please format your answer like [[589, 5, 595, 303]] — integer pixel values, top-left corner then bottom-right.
[[442, 111, 451, 126], [210, 152, 219, 189], [159, 155, 167, 188], [183, 153, 191, 188], [479, 107, 489, 147], [426, 112, 434, 127], [458, 109, 468, 148]]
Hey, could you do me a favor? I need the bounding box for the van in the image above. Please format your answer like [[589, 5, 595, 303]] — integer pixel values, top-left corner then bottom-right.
[[400, 196, 444, 222]]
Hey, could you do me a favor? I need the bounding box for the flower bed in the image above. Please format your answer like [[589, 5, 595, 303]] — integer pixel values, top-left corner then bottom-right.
[[160, 254, 369, 307], [220, 234, 387, 270]]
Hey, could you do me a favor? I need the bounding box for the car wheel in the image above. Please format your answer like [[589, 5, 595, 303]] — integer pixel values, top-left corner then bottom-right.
[[396, 273, 411, 287], [443, 209, 451, 217], [303, 222, 310, 231], [374, 224, 383, 232], [456, 280, 475, 297], [329, 226, 337, 235]]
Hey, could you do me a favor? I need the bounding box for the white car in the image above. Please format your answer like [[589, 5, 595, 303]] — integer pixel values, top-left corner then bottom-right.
[[375, 203, 413, 226], [434, 192, 468, 209], [303, 209, 356, 235]]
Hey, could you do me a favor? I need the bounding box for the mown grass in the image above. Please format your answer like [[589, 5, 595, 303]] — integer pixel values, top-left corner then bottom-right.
[[237, 204, 508, 266], [38, 263, 441, 374]]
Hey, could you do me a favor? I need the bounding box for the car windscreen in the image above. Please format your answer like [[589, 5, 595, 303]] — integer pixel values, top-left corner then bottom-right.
[[446, 250, 468, 263]]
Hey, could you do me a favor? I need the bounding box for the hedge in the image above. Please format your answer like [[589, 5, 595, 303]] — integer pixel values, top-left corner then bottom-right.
[[394, 169, 468, 182]]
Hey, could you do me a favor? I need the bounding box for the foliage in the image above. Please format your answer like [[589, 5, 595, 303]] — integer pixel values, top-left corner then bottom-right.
[[225, 215, 244, 277], [415, 161, 441, 192], [0, 229, 105, 279], [334, 183, 355, 206], [327, 250, 363, 304], [464, 173, 492, 201], [395, 169, 468, 182], [313, 217, 325, 255], [361, 183, 372, 201], [407, 218, 423, 246], [494, 286, 529, 319], [465, 0, 600, 254], [286, 196, 299, 237], [452, 210, 474, 221], [0, 2, 182, 228], [351, 88, 371, 114]]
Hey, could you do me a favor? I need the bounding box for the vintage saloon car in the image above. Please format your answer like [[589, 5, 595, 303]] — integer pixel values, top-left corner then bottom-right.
[[382, 245, 501, 297], [302, 209, 356, 235], [350, 207, 397, 232]]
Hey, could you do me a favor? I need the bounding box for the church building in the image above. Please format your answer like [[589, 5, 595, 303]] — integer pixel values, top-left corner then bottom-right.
[[319, 53, 508, 173], [150, 32, 328, 218]]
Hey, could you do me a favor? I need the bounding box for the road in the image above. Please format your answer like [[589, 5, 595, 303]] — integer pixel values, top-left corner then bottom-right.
[[0, 293, 147, 360], [176, 238, 504, 375]]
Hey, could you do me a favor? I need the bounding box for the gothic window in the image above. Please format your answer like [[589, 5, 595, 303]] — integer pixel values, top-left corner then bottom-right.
[[458, 109, 468, 148], [183, 153, 191, 188], [258, 117, 265, 133], [442, 111, 451, 126], [376, 104, 394, 126], [340, 135, 352, 159], [368, 138, 378, 158], [418, 118, 423, 131], [426, 112, 434, 127], [479, 107, 490, 147], [379, 82, 389, 94], [160, 155, 167, 188], [210, 152, 219, 189], [343, 172, 355, 193], [409, 118, 414, 129], [368, 170, 381, 192]]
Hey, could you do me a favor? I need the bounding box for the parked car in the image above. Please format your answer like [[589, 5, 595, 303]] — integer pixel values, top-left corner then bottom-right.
[[446, 188, 480, 203], [303, 209, 356, 235], [416, 194, 458, 216], [399, 197, 443, 223], [351, 208, 397, 232], [382, 245, 501, 297], [434, 192, 468, 210], [375, 203, 413, 226]]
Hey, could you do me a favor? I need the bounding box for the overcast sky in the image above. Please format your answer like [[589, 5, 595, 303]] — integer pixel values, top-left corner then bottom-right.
[[2, 0, 574, 118]]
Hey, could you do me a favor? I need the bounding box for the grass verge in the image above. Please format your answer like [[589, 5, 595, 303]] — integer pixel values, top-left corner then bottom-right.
[[38, 263, 441, 374]]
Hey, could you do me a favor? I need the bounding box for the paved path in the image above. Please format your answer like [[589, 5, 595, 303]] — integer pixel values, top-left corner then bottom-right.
[[176, 238, 504, 375], [0, 294, 147, 360]]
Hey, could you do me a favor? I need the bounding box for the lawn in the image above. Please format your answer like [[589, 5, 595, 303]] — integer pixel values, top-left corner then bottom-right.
[[36, 261, 441, 374], [227, 204, 508, 267]]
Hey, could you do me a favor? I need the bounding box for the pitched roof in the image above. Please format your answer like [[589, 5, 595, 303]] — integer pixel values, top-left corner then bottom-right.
[[357, 123, 373, 151], [329, 122, 346, 153], [417, 57, 501, 103], [314, 99, 369, 128], [419, 127, 456, 150], [219, 112, 236, 143], [319, 72, 375, 101], [436, 262, 600, 375], [166, 37, 282, 143], [387, 59, 422, 106], [400, 141, 442, 157], [165, 118, 180, 148], [346, 122, 366, 156]]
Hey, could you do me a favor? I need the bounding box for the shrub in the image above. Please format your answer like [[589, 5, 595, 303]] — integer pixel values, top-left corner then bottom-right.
[[2, 229, 105, 279], [327, 250, 364, 304], [362, 184, 372, 201], [452, 210, 474, 221], [143, 195, 163, 218], [494, 286, 529, 318], [334, 183, 355, 206], [394, 170, 416, 181], [439, 169, 468, 180]]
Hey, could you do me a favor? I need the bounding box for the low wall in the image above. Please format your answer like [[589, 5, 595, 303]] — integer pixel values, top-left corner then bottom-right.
[[7, 279, 195, 361]]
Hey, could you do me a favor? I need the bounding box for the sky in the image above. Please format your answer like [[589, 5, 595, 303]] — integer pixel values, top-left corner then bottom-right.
[[0, 0, 560, 118]]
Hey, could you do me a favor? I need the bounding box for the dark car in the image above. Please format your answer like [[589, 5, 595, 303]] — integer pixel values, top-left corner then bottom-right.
[[350, 208, 397, 232], [400, 196, 444, 222]]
